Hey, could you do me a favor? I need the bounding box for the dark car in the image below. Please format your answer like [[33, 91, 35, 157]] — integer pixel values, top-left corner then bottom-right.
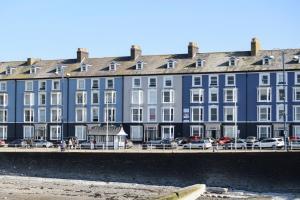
[[142, 139, 177, 149], [8, 139, 28, 147], [217, 137, 232, 145]]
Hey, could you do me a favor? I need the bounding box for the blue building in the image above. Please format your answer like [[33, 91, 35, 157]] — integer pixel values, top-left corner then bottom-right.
[[0, 38, 299, 142]]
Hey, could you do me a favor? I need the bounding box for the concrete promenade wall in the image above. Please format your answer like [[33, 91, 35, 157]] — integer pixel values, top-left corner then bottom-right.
[[0, 152, 299, 192]]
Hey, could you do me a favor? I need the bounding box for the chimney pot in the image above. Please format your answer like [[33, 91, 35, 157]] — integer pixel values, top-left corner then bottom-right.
[[130, 45, 142, 60], [251, 37, 261, 56], [188, 42, 199, 58], [77, 48, 89, 62]]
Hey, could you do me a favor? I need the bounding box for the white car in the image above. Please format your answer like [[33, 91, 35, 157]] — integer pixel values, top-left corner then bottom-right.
[[254, 138, 284, 149], [290, 140, 300, 149], [183, 140, 212, 149]]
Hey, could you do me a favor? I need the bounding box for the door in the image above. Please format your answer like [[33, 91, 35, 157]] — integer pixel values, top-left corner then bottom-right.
[[36, 127, 46, 140]]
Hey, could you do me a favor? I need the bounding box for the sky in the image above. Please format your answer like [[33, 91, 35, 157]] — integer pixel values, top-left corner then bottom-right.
[[0, 0, 299, 61]]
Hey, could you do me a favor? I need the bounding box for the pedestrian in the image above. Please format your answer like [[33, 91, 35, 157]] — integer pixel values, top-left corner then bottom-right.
[[93, 139, 96, 149], [90, 140, 94, 150], [68, 138, 72, 150]]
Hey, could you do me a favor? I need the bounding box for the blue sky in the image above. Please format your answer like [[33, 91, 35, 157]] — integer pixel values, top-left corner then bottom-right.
[[0, 0, 299, 61]]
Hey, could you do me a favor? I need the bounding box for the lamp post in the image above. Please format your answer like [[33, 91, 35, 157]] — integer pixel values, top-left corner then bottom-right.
[[281, 50, 288, 151], [234, 87, 237, 150]]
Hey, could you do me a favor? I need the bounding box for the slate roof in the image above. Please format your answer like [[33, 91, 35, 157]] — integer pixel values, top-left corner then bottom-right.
[[0, 48, 300, 80]]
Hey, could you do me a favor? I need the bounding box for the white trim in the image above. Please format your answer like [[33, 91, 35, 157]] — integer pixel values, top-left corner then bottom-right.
[[76, 79, 85, 90], [104, 90, 116, 104], [224, 106, 236, 122], [25, 80, 33, 91], [0, 93, 8, 106], [38, 107, 46, 123], [91, 78, 99, 89], [276, 72, 287, 85], [276, 104, 287, 122], [225, 74, 235, 86], [50, 92, 62, 105], [208, 105, 218, 122], [24, 108, 34, 122], [224, 88, 237, 103], [190, 88, 204, 103], [136, 61, 144, 70], [23, 125, 34, 139], [147, 89, 157, 104], [91, 90, 99, 105], [50, 107, 61, 122], [75, 125, 87, 140], [161, 125, 174, 140], [0, 82, 7, 92], [38, 92, 46, 106], [209, 75, 218, 87], [190, 125, 204, 137], [209, 88, 218, 103], [295, 72, 300, 85], [104, 107, 116, 122], [293, 105, 300, 122], [50, 125, 61, 140], [75, 107, 87, 122], [163, 76, 173, 88], [105, 78, 114, 89], [0, 126, 7, 140], [91, 107, 99, 122], [162, 89, 175, 104], [192, 75, 202, 87], [75, 91, 87, 105], [52, 79, 60, 91], [190, 106, 204, 122], [259, 73, 270, 86], [161, 107, 174, 122], [148, 77, 157, 88], [257, 125, 272, 139], [130, 125, 143, 141], [132, 77, 142, 88], [276, 86, 287, 102], [0, 109, 7, 123], [293, 87, 300, 102], [147, 106, 157, 122], [131, 107, 143, 122], [24, 92, 34, 106], [131, 90, 143, 105], [257, 87, 271, 102], [257, 105, 272, 122], [293, 125, 300, 137]]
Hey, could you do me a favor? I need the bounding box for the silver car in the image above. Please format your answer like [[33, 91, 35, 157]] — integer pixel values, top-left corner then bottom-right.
[[32, 140, 53, 148]]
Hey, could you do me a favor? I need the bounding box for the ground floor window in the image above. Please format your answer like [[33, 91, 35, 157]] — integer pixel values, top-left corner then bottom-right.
[[257, 125, 271, 139], [130, 126, 143, 141], [223, 125, 237, 138], [23, 125, 34, 139], [75, 126, 87, 140], [293, 126, 300, 138], [50, 125, 61, 140], [190, 125, 204, 137], [161, 126, 174, 140], [0, 126, 7, 140]]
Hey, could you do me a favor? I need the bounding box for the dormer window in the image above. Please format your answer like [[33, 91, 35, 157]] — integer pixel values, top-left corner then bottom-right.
[[136, 61, 144, 70], [80, 63, 90, 72], [167, 60, 176, 69], [6, 66, 15, 75], [229, 57, 238, 66], [263, 56, 273, 65], [293, 55, 300, 63], [55, 65, 67, 74], [109, 62, 117, 71], [30, 65, 39, 74], [196, 59, 205, 67]]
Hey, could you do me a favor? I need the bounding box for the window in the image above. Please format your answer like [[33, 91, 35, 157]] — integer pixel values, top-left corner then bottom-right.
[[161, 126, 174, 140], [52, 80, 60, 90], [51, 108, 61, 122], [24, 93, 34, 106], [162, 107, 174, 122], [106, 78, 114, 89], [30, 66, 39, 74], [209, 75, 218, 87], [131, 90, 143, 104], [257, 87, 271, 102], [91, 91, 99, 104], [294, 106, 300, 121], [167, 60, 176, 69], [257, 126, 271, 139], [25, 81, 33, 91], [209, 88, 218, 103], [77, 79, 85, 90], [39, 80, 46, 91], [148, 77, 157, 88], [190, 89, 204, 103], [0, 109, 7, 122], [51, 92, 61, 105], [259, 73, 270, 85], [55, 65, 63, 74], [104, 91, 116, 104], [192, 76, 202, 87], [6, 66, 15, 75], [262, 56, 272, 65], [0, 126, 7, 140], [39, 93, 46, 105], [190, 107, 204, 122], [190, 126, 204, 137], [80, 64, 89, 72], [224, 88, 237, 102], [295, 72, 300, 85], [229, 57, 237, 66], [50, 126, 61, 140], [23, 126, 34, 139], [0, 94, 8, 106], [196, 59, 205, 67], [91, 79, 99, 89], [136, 61, 144, 70], [277, 104, 287, 121], [164, 76, 173, 87], [109, 62, 117, 71], [104, 107, 116, 122], [226, 75, 235, 86], [209, 106, 218, 121], [148, 89, 157, 104], [162, 89, 174, 103], [130, 126, 143, 141], [75, 126, 87, 140], [277, 73, 287, 85], [148, 107, 157, 122], [131, 108, 143, 122], [91, 107, 99, 122], [293, 87, 300, 101], [224, 107, 236, 122], [24, 109, 34, 122], [76, 108, 87, 122], [258, 106, 271, 121], [76, 91, 87, 105], [132, 77, 141, 88], [0, 82, 7, 91], [223, 126, 237, 138], [38, 108, 46, 122], [276, 87, 286, 102], [293, 126, 300, 138]]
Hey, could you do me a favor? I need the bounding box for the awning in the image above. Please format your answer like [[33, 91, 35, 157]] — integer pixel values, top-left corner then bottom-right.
[[88, 125, 121, 136], [117, 127, 128, 136], [205, 123, 221, 130]]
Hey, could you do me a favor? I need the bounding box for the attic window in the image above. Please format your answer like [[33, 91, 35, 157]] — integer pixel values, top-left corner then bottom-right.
[[293, 55, 300, 63], [263, 56, 273, 65], [229, 57, 238, 66], [136, 61, 144, 70], [167, 60, 176, 69], [55, 65, 67, 74], [196, 59, 205, 67], [80, 63, 90, 72], [30, 65, 39, 74], [109, 62, 117, 71], [6, 66, 15, 75]]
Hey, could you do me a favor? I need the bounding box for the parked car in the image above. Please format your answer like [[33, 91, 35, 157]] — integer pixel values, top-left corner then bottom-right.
[[224, 139, 246, 149], [79, 141, 104, 149], [289, 136, 300, 142], [142, 139, 177, 149], [253, 138, 284, 149], [0, 140, 5, 147], [205, 137, 216, 144], [174, 137, 189, 146], [246, 136, 258, 148], [32, 140, 54, 148], [189, 136, 201, 142], [7, 139, 28, 147], [183, 140, 212, 149], [217, 137, 232, 145], [290, 140, 300, 150]]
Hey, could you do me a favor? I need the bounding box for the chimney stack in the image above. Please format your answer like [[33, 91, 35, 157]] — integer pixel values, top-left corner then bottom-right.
[[130, 45, 142, 60], [188, 42, 199, 58], [251, 38, 261, 56], [77, 48, 89, 63], [27, 58, 40, 65]]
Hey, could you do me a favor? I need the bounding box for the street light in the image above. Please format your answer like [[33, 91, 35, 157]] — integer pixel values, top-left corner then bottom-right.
[[281, 50, 288, 151]]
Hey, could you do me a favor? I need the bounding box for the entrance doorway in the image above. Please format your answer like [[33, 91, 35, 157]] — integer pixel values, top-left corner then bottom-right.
[[35, 126, 46, 140]]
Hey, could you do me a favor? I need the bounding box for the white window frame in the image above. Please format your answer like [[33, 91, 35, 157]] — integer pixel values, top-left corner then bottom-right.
[[91, 79, 99, 89], [104, 91, 116, 104], [209, 88, 218, 103], [276, 86, 287, 102], [257, 87, 271, 102], [224, 106, 236, 122], [76, 91, 87, 105], [293, 126, 300, 138], [24, 92, 34, 106], [257, 105, 272, 122], [23, 125, 34, 139], [295, 72, 300, 85], [190, 106, 204, 122], [223, 125, 237, 138], [192, 75, 202, 87], [209, 75, 218, 87], [77, 79, 85, 90], [104, 107, 116, 122], [131, 90, 143, 105], [161, 125, 174, 140], [225, 74, 235, 86], [106, 78, 114, 89], [131, 107, 143, 122], [0, 126, 7, 140], [50, 125, 61, 140], [293, 106, 300, 122], [276, 104, 287, 122], [190, 89, 204, 103], [132, 77, 142, 88], [136, 61, 144, 70], [0, 109, 7, 123], [293, 87, 300, 102], [50, 108, 61, 122], [25, 81, 33, 91], [38, 107, 46, 123], [109, 62, 117, 71], [229, 57, 237, 66], [75, 107, 87, 122], [161, 107, 174, 122], [276, 72, 287, 85], [148, 89, 157, 104], [209, 105, 218, 122], [148, 106, 157, 122], [259, 73, 270, 86], [167, 60, 176, 69], [91, 91, 99, 105], [51, 92, 61, 105], [196, 59, 205, 67], [24, 108, 34, 122], [38, 92, 46, 106], [52, 80, 60, 90], [163, 76, 173, 88], [162, 89, 174, 103], [39, 80, 46, 91], [75, 126, 87, 141], [190, 125, 204, 137], [257, 125, 271, 139], [0, 82, 7, 92], [148, 77, 157, 88], [91, 107, 99, 122], [130, 125, 143, 141], [224, 88, 237, 103], [0, 93, 8, 106]]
